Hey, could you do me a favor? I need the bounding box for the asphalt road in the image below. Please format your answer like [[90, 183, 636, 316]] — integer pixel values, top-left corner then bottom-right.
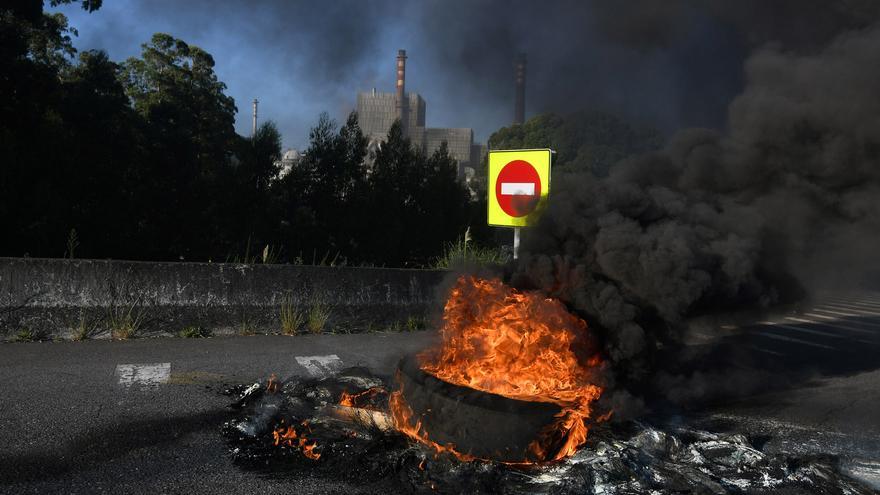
[[1, 292, 879, 493], [0, 332, 434, 494]]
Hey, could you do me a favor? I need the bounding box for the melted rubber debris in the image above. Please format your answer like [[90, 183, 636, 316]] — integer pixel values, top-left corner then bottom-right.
[[222, 367, 878, 494]]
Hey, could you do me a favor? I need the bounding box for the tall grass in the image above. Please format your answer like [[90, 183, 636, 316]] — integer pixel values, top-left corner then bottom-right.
[[227, 235, 281, 264], [280, 293, 305, 335], [306, 300, 332, 334], [434, 228, 509, 268], [108, 296, 145, 340], [72, 310, 96, 341]]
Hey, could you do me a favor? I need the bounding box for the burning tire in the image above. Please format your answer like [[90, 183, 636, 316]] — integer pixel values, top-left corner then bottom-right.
[[394, 354, 563, 462]]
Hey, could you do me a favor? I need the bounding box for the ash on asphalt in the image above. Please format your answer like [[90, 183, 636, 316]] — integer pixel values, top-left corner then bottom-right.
[[223, 367, 879, 494]]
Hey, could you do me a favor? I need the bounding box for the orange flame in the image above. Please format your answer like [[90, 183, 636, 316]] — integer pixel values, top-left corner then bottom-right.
[[272, 420, 321, 460], [392, 276, 607, 462], [338, 387, 385, 409], [389, 384, 475, 462]]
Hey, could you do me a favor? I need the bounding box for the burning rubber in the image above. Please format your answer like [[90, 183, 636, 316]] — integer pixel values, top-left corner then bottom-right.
[[390, 276, 608, 463], [221, 276, 878, 493], [393, 354, 561, 462], [223, 368, 877, 494]]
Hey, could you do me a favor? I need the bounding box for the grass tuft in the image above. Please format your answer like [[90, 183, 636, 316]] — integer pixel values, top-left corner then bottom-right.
[[12, 328, 38, 342], [406, 315, 427, 332], [280, 294, 305, 335], [434, 228, 508, 268], [178, 326, 211, 338], [72, 310, 96, 341], [238, 317, 258, 336], [306, 301, 332, 334], [109, 308, 143, 340]]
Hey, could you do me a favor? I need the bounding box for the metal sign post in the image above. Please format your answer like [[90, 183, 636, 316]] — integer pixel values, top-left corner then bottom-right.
[[513, 227, 521, 260]]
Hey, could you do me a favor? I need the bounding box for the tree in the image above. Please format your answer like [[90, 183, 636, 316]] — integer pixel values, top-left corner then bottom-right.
[[218, 121, 283, 258], [488, 111, 663, 176], [275, 112, 369, 263], [54, 50, 143, 257], [361, 120, 471, 266], [120, 33, 238, 260], [0, 0, 102, 257], [417, 142, 471, 260]]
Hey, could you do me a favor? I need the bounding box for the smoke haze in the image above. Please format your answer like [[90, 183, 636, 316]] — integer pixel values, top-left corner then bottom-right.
[[510, 20, 880, 413], [57, 0, 879, 147]]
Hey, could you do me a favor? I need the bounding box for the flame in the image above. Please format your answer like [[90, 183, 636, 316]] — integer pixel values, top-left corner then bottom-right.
[[391, 276, 607, 462], [338, 387, 385, 409], [272, 420, 321, 460], [389, 384, 475, 461]]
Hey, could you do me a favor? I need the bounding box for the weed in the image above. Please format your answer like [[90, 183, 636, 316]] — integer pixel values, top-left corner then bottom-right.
[[387, 320, 403, 333], [406, 315, 427, 332], [306, 301, 332, 334], [280, 294, 305, 335], [72, 310, 96, 341], [261, 244, 280, 264], [179, 326, 211, 338], [12, 328, 38, 342], [108, 301, 145, 340], [64, 228, 80, 259], [227, 235, 281, 264], [105, 278, 149, 341], [238, 315, 258, 336], [434, 228, 508, 268]]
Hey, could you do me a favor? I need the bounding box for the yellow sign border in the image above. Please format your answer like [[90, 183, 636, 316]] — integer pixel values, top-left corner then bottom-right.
[[487, 148, 552, 227]]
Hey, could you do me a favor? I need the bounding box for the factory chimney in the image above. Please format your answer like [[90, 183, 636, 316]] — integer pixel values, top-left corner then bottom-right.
[[514, 53, 526, 125], [396, 49, 408, 133], [252, 98, 259, 137]]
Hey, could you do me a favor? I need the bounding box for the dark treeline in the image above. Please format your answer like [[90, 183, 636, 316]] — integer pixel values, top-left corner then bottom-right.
[[0, 1, 474, 266]]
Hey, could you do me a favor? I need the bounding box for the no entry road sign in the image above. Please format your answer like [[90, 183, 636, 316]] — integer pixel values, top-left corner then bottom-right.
[[487, 149, 551, 227]]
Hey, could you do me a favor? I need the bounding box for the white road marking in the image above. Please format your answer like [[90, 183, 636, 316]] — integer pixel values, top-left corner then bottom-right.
[[826, 299, 880, 310], [803, 312, 880, 329], [500, 182, 535, 195], [115, 363, 171, 387], [759, 321, 843, 339], [812, 308, 873, 318], [790, 315, 878, 334], [295, 354, 343, 378], [850, 298, 880, 307], [821, 302, 880, 315]]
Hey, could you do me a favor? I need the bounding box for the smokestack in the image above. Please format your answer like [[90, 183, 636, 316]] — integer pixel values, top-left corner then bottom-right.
[[252, 98, 259, 137], [514, 53, 526, 125], [396, 49, 408, 133]]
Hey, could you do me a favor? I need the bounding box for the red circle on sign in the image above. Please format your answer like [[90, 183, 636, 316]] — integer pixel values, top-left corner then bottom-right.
[[495, 160, 542, 217]]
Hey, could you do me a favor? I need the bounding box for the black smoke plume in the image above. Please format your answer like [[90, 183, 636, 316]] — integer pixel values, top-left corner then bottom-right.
[[62, 1, 880, 142], [510, 24, 880, 414]]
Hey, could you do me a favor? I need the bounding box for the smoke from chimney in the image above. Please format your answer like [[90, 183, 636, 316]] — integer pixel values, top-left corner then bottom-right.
[[396, 49, 408, 132], [514, 53, 526, 125]]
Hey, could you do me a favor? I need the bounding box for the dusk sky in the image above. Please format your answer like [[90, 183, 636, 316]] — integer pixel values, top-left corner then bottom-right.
[[52, 1, 874, 151]]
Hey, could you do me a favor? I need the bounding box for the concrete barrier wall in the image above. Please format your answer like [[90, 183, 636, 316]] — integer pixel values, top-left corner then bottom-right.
[[0, 257, 447, 340]]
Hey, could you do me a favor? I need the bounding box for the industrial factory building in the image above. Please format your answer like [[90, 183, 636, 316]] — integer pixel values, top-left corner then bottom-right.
[[356, 50, 485, 177]]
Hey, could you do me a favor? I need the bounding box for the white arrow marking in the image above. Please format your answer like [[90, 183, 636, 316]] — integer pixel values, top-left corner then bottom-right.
[[500, 182, 535, 195], [115, 363, 171, 387]]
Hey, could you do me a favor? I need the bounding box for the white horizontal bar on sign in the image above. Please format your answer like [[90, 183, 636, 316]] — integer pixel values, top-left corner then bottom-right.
[[500, 182, 535, 195]]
